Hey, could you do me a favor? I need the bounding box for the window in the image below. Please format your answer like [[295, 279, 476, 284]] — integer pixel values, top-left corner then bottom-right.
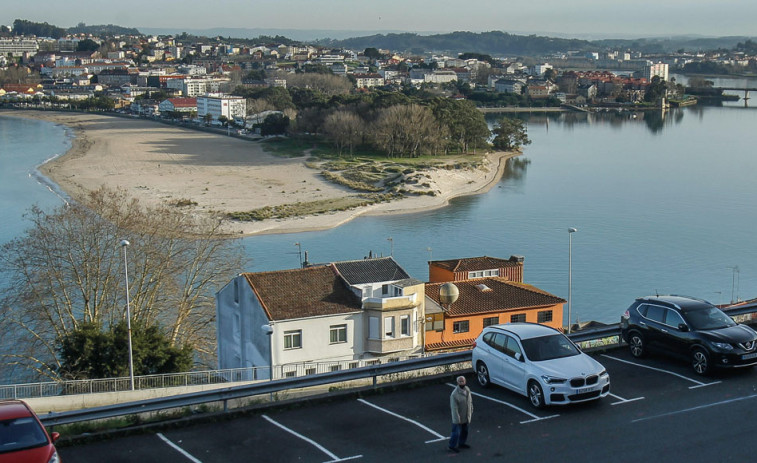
[[483, 316, 499, 327], [382, 284, 390, 295], [453, 320, 470, 333], [505, 336, 523, 359], [283, 330, 302, 349], [665, 309, 686, 328], [369, 317, 379, 339], [537, 310, 553, 323], [330, 365, 341, 372], [492, 333, 507, 353], [305, 367, 316, 375], [511, 313, 526, 323], [401, 315, 410, 336], [645, 305, 665, 323], [384, 317, 395, 338], [329, 324, 347, 344], [467, 269, 499, 279], [233, 279, 239, 303]]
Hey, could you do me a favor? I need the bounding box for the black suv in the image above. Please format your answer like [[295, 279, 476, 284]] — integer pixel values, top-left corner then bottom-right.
[[620, 295, 757, 375]]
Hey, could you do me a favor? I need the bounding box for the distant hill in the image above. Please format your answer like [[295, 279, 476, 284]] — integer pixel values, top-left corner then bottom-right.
[[320, 31, 596, 56]]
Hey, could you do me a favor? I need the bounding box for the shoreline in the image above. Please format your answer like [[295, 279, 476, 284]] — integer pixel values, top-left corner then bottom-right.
[[1, 110, 516, 237]]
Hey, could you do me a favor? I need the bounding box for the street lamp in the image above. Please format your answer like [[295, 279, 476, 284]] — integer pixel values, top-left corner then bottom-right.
[[568, 228, 578, 334], [120, 239, 135, 391]]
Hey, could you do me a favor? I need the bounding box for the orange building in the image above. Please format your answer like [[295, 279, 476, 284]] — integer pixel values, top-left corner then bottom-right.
[[424, 256, 565, 352], [428, 255, 524, 283]]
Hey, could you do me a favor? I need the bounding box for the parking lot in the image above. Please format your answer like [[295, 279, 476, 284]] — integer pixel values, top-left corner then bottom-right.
[[59, 348, 757, 462]]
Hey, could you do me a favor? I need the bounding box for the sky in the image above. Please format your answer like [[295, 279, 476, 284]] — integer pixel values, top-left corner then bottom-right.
[[3, 0, 757, 39]]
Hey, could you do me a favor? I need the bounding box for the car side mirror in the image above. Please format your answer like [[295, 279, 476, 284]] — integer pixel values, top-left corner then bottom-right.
[[678, 323, 689, 332], [514, 352, 523, 362], [51, 431, 60, 443]]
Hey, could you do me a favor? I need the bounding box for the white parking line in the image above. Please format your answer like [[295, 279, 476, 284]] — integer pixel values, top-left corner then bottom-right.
[[608, 392, 645, 405], [357, 398, 447, 443], [446, 383, 559, 424], [157, 433, 203, 463], [631, 393, 757, 423], [262, 414, 363, 462], [601, 354, 721, 389]]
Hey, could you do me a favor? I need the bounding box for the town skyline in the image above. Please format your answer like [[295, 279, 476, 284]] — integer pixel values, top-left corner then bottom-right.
[[4, 0, 757, 40]]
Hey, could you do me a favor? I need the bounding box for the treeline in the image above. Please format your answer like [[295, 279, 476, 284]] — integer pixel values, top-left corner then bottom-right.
[[235, 83, 492, 157], [12, 19, 67, 38], [68, 22, 141, 37], [683, 60, 757, 75]]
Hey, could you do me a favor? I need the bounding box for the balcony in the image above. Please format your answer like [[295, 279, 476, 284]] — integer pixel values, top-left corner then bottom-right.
[[363, 293, 417, 310]]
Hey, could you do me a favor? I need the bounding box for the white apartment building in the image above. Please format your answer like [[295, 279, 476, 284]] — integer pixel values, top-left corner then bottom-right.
[[197, 93, 246, 121], [0, 38, 39, 57], [644, 63, 669, 81]]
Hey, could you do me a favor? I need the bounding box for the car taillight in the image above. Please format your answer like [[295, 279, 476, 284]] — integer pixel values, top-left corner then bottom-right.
[[471, 341, 477, 348], [622, 310, 630, 319]]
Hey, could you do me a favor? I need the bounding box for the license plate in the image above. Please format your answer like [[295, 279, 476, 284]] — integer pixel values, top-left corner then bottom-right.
[[742, 352, 757, 360], [576, 386, 598, 394]]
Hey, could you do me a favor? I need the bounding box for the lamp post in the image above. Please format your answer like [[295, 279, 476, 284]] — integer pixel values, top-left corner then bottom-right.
[[387, 237, 393, 257], [568, 228, 577, 334], [120, 239, 135, 391], [294, 242, 302, 268]]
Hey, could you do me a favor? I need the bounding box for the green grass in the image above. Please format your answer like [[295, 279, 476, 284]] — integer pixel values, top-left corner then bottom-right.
[[227, 193, 402, 222]]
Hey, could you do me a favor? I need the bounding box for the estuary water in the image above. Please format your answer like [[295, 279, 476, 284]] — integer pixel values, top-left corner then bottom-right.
[[2, 79, 757, 324]]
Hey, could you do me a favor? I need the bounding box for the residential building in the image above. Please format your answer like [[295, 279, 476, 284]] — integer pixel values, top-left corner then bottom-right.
[[197, 93, 246, 121], [424, 277, 565, 352], [216, 257, 425, 377], [0, 38, 39, 57], [643, 62, 669, 82], [428, 256, 524, 283], [158, 97, 197, 114], [495, 78, 525, 94], [353, 73, 385, 88]]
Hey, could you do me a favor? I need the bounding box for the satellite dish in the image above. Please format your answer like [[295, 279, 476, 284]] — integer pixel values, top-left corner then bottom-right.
[[439, 282, 459, 306]]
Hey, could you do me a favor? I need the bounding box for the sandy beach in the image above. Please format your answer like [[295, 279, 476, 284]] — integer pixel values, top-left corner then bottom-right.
[[3, 110, 515, 236]]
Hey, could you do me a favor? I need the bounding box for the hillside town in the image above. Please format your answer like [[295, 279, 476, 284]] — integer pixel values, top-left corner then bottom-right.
[[2, 27, 754, 127]]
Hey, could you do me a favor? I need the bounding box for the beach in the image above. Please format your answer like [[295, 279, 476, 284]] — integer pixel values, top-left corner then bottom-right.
[[3, 110, 514, 236]]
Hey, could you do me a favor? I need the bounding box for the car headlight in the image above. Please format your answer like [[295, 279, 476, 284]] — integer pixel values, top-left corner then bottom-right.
[[711, 341, 733, 351], [541, 375, 567, 384], [599, 369, 609, 377]]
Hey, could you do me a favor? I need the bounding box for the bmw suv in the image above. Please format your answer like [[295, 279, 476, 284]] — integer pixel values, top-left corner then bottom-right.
[[620, 295, 757, 375], [472, 323, 610, 408]]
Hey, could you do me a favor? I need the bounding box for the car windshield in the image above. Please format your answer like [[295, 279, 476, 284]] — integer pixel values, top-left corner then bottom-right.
[[684, 307, 737, 330], [521, 334, 581, 361], [0, 417, 48, 454]]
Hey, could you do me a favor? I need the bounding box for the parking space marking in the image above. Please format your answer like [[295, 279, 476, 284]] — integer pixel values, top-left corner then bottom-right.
[[446, 383, 559, 424], [262, 414, 363, 462], [357, 398, 447, 443], [608, 392, 645, 405], [157, 433, 203, 463], [601, 354, 721, 389], [631, 392, 757, 423]]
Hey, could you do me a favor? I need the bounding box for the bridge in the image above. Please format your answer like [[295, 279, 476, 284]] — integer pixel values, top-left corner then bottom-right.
[[716, 86, 757, 100]]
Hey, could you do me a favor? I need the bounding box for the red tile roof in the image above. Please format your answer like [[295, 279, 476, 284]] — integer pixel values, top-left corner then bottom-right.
[[425, 277, 564, 317], [243, 265, 362, 321], [425, 338, 476, 352]]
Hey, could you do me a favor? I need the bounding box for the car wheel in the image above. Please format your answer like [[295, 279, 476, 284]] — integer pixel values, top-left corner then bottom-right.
[[476, 362, 490, 388], [628, 331, 647, 358], [692, 347, 711, 376], [528, 380, 545, 409]]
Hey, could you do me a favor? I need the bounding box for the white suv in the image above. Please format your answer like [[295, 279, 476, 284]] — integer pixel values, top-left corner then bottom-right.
[[471, 323, 610, 408]]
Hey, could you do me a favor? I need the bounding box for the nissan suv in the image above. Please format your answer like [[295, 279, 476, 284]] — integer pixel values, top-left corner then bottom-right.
[[620, 295, 757, 375]]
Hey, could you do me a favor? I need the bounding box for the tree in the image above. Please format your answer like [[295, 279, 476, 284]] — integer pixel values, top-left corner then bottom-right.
[[429, 98, 490, 154], [372, 104, 438, 158], [644, 76, 667, 103], [57, 321, 193, 379], [76, 38, 100, 52], [260, 113, 290, 136], [364, 47, 383, 60], [322, 109, 365, 156], [491, 117, 531, 151], [0, 187, 243, 380]]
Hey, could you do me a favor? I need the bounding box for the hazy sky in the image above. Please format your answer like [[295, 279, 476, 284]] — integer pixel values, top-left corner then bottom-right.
[[4, 0, 757, 38]]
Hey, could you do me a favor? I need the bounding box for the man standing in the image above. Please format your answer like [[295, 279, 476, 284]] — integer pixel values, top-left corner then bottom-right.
[[448, 375, 473, 452]]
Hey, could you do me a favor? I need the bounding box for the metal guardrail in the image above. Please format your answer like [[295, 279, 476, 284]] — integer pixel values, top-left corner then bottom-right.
[[39, 351, 471, 427], [0, 356, 424, 400]]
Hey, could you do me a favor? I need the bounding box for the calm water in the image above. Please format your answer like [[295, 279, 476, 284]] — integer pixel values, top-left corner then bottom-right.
[[2, 83, 757, 324]]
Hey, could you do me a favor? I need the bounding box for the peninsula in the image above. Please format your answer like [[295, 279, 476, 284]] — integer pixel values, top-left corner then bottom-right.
[[7, 111, 514, 236]]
